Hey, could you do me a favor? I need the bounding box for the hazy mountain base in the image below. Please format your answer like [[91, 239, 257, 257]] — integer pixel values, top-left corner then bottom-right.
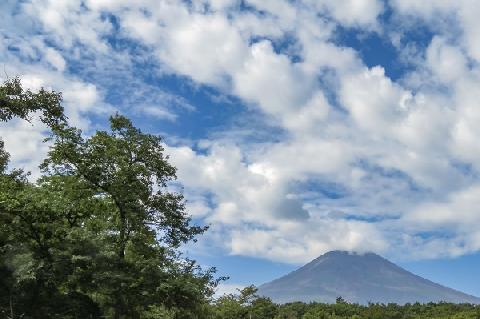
[[258, 251, 480, 305]]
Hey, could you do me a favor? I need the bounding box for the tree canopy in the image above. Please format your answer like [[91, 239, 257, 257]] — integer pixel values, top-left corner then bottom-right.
[[0, 77, 65, 126], [0, 78, 217, 319]]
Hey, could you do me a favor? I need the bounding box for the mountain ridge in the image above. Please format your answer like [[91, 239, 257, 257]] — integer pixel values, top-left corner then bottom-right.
[[258, 251, 480, 305]]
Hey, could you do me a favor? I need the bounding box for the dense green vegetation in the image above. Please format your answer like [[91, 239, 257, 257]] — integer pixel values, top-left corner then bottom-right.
[[1, 78, 478, 318], [0, 78, 219, 318], [209, 286, 480, 319]]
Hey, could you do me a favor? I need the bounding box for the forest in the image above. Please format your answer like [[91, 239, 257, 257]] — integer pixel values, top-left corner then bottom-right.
[[1, 78, 479, 318], [209, 286, 480, 319]]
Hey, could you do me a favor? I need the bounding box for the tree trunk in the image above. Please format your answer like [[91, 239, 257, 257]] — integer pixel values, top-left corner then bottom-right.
[[118, 209, 126, 259], [9, 294, 13, 319]]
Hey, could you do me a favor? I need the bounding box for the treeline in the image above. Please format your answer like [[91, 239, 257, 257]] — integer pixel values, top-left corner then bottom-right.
[[0, 78, 219, 318], [209, 286, 480, 319]]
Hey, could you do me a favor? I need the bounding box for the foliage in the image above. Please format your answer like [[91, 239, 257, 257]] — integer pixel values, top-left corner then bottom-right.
[[0, 77, 65, 126], [0, 78, 217, 318], [210, 285, 278, 319], [209, 290, 480, 319]]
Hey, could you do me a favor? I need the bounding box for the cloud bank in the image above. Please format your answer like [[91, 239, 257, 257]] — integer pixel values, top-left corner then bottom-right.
[[2, 0, 480, 263]]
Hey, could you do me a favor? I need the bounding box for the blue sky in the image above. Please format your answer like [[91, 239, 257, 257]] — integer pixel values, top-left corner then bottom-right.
[[2, 0, 480, 296]]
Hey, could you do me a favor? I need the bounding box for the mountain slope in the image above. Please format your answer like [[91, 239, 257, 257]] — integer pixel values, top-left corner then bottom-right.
[[258, 251, 480, 304]]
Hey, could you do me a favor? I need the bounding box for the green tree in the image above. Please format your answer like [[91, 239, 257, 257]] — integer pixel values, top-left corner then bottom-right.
[[211, 285, 278, 319], [0, 77, 70, 318], [213, 294, 246, 319], [250, 297, 278, 319], [0, 77, 64, 125], [275, 302, 308, 319], [0, 78, 217, 318], [0, 174, 103, 318], [42, 115, 214, 318]]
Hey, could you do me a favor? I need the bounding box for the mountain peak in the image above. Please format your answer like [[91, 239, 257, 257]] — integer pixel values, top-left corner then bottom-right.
[[258, 251, 480, 305], [319, 250, 381, 258], [324, 250, 382, 256]]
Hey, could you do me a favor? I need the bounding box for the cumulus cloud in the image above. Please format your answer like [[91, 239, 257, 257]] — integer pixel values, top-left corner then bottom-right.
[[340, 66, 410, 133], [307, 0, 384, 28], [426, 37, 468, 83], [3, 0, 480, 264], [229, 216, 388, 263]]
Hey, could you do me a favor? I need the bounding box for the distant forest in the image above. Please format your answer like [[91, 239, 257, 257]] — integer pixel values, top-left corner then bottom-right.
[[209, 286, 480, 319], [1, 78, 479, 318]]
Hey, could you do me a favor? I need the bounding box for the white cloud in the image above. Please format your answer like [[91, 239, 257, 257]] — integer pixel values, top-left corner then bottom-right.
[[23, 0, 112, 51], [244, 0, 297, 30], [426, 37, 468, 83], [457, 3, 480, 62], [0, 117, 48, 178], [390, 0, 480, 63], [141, 106, 177, 121], [0, 12, 109, 173], [307, 0, 384, 28], [121, 7, 248, 86], [340, 66, 409, 133], [230, 217, 387, 263], [4, 0, 480, 265], [44, 47, 66, 72], [406, 185, 480, 227], [232, 41, 313, 119]]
